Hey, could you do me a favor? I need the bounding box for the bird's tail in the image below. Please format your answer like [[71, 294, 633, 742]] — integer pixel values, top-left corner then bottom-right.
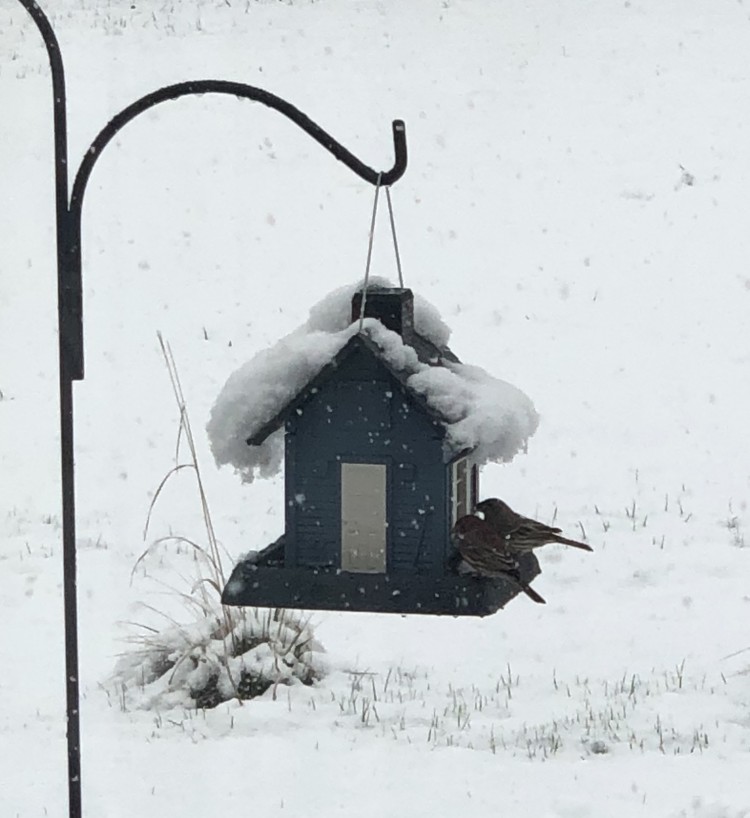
[[520, 583, 547, 604], [552, 534, 593, 552], [505, 571, 546, 604]]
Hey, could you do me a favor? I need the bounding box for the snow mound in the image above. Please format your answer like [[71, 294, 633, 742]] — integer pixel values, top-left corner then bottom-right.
[[207, 280, 538, 482], [111, 608, 326, 711]]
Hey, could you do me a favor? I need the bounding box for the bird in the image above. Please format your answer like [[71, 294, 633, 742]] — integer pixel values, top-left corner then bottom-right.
[[452, 515, 546, 604], [475, 498, 593, 553]]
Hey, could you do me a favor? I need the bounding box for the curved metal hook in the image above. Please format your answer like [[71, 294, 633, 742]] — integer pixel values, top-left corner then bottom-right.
[[65, 81, 408, 381], [71, 80, 407, 218]]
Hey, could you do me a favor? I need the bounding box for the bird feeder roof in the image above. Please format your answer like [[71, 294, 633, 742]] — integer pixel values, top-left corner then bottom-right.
[[207, 279, 539, 483], [245, 327, 458, 446]]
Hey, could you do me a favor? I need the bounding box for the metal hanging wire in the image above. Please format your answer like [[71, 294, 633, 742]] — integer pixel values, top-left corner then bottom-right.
[[358, 178, 406, 332], [358, 173, 382, 332], [385, 186, 404, 289]]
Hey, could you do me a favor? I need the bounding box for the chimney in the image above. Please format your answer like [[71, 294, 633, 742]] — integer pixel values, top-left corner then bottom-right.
[[351, 287, 415, 343]]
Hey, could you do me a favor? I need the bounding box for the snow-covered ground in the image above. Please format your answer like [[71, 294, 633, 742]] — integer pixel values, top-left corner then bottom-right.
[[2, 1, 750, 815]]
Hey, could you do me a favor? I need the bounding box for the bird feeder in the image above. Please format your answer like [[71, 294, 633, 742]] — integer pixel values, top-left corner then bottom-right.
[[218, 285, 540, 616]]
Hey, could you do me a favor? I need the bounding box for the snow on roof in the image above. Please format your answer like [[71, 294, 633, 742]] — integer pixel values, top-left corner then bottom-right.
[[206, 278, 538, 482], [305, 276, 452, 347]]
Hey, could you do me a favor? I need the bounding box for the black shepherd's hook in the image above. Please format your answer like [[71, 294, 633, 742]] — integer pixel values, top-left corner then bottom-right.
[[66, 81, 406, 380], [14, 2, 408, 817]]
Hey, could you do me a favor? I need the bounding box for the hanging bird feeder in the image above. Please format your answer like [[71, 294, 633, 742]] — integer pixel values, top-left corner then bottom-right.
[[215, 280, 541, 616]]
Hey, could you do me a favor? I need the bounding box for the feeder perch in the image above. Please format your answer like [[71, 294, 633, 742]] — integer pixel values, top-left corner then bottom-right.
[[220, 287, 539, 616]]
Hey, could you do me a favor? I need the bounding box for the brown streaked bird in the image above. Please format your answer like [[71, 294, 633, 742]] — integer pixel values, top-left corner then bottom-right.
[[452, 515, 546, 604], [476, 498, 593, 553]]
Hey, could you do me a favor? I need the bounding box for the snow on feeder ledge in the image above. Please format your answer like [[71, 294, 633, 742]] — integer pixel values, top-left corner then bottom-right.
[[208, 279, 540, 616]]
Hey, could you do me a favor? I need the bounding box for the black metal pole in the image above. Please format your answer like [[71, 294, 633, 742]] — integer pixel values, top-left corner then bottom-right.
[[58, 362, 81, 818], [13, 4, 408, 818], [14, 3, 82, 818]]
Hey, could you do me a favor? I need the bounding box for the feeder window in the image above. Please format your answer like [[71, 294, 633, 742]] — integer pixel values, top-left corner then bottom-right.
[[340, 463, 387, 573], [451, 457, 476, 523]]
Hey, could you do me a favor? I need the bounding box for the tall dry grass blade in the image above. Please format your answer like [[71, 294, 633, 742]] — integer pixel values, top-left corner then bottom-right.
[[191, 576, 223, 598], [131, 535, 219, 584], [157, 333, 225, 585], [134, 601, 194, 642], [174, 408, 187, 465], [142, 463, 196, 540], [144, 574, 218, 618], [119, 620, 160, 634], [154, 333, 242, 698]]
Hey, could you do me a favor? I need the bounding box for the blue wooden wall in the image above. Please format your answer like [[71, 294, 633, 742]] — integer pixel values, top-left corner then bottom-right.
[[283, 345, 451, 574]]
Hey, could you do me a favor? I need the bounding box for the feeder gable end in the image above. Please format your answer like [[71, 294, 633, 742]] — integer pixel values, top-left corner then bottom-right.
[[284, 346, 450, 572]]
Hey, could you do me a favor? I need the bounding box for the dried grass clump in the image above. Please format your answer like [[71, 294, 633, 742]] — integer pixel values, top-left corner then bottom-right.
[[111, 334, 325, 711]]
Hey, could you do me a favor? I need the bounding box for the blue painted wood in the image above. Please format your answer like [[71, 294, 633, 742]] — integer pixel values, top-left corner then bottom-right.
[[284, 344, 450, 574], [222, 549, 541, 617], [247, 333, 453, 446]]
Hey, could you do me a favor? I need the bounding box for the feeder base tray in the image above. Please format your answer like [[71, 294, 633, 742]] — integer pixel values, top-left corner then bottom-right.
[[222, 553, 541, 617]]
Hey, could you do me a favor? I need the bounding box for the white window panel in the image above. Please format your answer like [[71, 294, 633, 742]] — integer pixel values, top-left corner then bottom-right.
[[451, 457, 471, 524], [341, 463, 387, 573]]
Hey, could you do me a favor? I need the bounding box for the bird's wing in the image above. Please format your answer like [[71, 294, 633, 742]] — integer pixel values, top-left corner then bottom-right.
[[515, 519, 561, 537]]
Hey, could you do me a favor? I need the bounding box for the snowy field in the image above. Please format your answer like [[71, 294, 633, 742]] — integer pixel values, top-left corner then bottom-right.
[[2, 0, 750, 815]]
